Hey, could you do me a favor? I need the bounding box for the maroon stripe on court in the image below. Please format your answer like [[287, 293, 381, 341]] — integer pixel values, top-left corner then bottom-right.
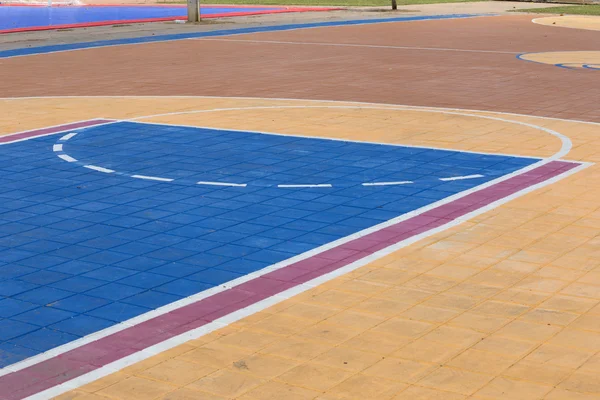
[[0, 120, 115, 144], [0, 160, 581, 400]]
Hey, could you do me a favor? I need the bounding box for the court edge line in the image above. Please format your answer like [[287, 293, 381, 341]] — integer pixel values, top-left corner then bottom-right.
[[61, 119, 545, 170], [2, 95, 599, 128], [0, 109, 575, 377], [0, 13, 489, 60], [125, 105, 572, 160], [126, 117, 560, 161], [190, 37, 520, 55], [0, 118, 118, 145], [23, 160, 592, 400], [0, 103, 581, 377]]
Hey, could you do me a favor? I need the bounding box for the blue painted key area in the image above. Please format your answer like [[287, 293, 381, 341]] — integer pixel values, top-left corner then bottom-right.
[[0, 121, 537, 367]]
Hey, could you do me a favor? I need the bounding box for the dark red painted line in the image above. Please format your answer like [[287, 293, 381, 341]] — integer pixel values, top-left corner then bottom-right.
[[0, 7, 340, 34], [0, 120, 115, 144], [0, 159, 582, 400], [0, 3, 322, 7]]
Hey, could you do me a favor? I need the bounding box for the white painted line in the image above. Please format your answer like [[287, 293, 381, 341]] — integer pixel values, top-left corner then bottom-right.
[[277, 184, 333, 188], [3, 148, 588, 381], [52, 144, 63, 152], [84, 165, 115, 174], [24, 161, 592, 400], [126, 104, 573, 160], [196, 181, 247, 187], [0, 14, 490, 61], [59, 132, 78, 141], [1, 101, 592, 389], [194, 37, 519, 55], [131, 175, 174, 182], [0, 118, 116, 146], [439, 174, 484, 181], [3, 96, 599, 129], [362, 180, 413, 186], [58, 154, 77, 163]]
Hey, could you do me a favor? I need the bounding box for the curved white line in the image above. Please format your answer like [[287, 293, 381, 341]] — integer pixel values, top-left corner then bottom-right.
[[2, 101, 587, 396], [2, 96, 599, 127], [129, 104, 572, 161], [54, 104, 572, 187]]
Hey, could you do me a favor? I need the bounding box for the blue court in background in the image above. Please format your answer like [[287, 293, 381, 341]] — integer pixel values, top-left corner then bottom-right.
[[0, 121, 538, 367], [0, 5, 287, 32]]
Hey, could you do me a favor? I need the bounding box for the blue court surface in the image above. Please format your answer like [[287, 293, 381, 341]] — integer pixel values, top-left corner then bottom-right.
[[0, 5, 288, 33], [0, 121, 538, 367]]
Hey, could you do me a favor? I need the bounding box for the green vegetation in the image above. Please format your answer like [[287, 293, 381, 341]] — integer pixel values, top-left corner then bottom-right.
[[161, 0, 482, 6], [515, 5, 600, 16]]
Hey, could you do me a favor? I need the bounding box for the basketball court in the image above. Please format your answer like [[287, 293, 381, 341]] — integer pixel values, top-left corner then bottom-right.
[[0, 7, 600, 400]]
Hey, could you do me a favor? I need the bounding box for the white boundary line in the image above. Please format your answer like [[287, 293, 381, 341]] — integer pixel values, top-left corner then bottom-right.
[[126, 118, 541, 160], [190, 37, 519, 55], [52, 105, 565, 186], [0, 103, 584, 378], [25, 161, 592, 400], [0, 99, 594, 392], [1, 95, 599, 128], [0, 14, 491, 61], [0, 119, 118, 146], [125, 105, 573, 160]]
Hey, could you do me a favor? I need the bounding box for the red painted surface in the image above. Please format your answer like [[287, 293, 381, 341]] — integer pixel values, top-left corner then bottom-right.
[[0, 158, 580, 400], [0, 6, 340, 34], [0, 120, 115, 143]]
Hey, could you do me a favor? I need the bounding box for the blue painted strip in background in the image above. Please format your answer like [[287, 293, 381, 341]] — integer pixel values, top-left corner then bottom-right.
[[0, 5, 284, 31], [0, 13, 483, 59]]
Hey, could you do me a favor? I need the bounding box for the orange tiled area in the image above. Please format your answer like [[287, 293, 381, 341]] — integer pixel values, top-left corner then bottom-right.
[[4, 97, 598, 400]]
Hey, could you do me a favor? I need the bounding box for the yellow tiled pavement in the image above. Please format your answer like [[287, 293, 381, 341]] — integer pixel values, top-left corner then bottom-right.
[[533, 16, 600, 32], [2, 97, 600, 399]]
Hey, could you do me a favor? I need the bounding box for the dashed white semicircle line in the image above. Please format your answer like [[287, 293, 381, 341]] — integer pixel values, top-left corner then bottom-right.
[[196, 181, 247, 187], [362, 181, 413, 186], [278, 184, 333, 188], [131, 175, 174, 182], [52, 129, 491, 189], [439, 174, 484, 181], [60, 132, 78, 141], [84, 165, 115, 174]]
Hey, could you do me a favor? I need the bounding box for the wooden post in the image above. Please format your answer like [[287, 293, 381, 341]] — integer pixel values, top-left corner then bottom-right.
[[187, 0, 199, 22]]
